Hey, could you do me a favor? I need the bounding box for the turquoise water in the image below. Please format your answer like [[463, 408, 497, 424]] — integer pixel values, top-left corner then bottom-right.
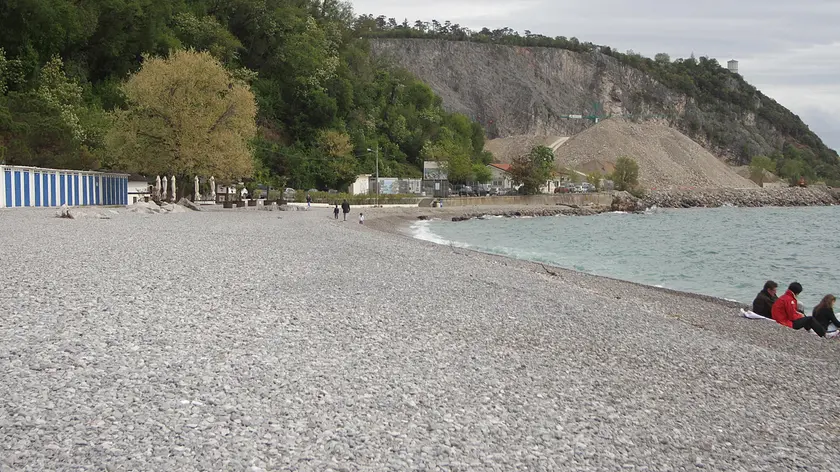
[[412, 206, 840, 309]]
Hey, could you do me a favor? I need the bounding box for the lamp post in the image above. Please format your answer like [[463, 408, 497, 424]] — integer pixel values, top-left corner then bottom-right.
[[367, 146, 379, 207]]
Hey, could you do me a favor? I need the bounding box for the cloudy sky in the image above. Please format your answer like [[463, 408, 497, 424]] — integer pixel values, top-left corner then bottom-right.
[[350, 0, 840, 150]]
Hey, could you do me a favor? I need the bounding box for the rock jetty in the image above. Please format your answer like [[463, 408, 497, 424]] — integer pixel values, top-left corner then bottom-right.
[[451, 205, 601, 221], [643, 186, 840, 208]]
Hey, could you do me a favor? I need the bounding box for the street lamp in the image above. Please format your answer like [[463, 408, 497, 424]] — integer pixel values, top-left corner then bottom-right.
[[366, 146, 379, 207]]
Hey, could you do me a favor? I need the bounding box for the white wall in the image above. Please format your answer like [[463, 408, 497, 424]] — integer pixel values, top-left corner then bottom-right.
[[488, 167, 513, 189], [349, 174, 371, 195], [128, 180, 150, 204]]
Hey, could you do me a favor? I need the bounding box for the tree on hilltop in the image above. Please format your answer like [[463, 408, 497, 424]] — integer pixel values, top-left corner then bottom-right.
[[106, 49, 257, 183]]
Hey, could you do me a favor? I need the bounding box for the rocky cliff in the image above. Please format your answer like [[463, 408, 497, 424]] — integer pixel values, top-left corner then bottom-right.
[[369, 39, 838, 177], [370, 39, 684, 139]]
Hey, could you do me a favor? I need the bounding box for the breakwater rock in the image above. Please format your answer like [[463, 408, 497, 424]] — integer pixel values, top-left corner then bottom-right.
[[643, 187, 840, 209], [451, 205, 602, 222]]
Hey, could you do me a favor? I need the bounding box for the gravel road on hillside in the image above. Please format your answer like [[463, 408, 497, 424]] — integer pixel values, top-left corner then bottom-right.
[[2, 207, 839, 471]]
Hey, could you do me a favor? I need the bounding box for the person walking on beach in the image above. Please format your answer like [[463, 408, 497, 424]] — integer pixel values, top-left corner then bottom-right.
[[359, 212, 365, 225], [333, 204, 340, 219], [772, 282, 826, 337], [306, 193, 312, 209], [341, 199, 350, 221], [752, 280, 778, 319]]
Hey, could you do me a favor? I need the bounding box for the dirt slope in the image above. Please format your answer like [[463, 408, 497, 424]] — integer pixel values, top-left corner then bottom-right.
[[484, 135, 567, 163]]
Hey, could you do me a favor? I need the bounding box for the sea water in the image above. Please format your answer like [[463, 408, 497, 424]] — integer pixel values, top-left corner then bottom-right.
[[413, 206, 840, 309]]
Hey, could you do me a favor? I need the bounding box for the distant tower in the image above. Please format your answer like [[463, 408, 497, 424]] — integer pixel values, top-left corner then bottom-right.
[[727, 59, 739, 74]]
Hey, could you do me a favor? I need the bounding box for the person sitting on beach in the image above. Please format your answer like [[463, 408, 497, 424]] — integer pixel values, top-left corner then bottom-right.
[[772, 282, 827, 337], [752, 280, 778, 319], [812, 294, 840, 333]]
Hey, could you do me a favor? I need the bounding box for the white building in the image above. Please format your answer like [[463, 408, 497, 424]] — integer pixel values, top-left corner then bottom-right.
[[127, 175, 151, 204], [727, 59, 739, 74], [349, 174, 371, 195], [488, 163, 514, 190]]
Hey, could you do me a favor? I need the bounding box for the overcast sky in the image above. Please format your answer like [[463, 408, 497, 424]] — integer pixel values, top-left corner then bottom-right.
[[350, 0, 840, 150]]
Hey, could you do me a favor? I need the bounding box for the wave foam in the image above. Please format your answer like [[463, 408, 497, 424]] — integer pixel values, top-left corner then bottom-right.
[[410, 220, 470, 248]]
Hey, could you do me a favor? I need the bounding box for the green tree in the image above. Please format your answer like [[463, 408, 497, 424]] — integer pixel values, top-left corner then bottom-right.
[[510, 145, 555, 194], [586, 171, 602, 190], [442, 150, 473, 184], [611, 157, 640, 191], [749, 155, 776, 186], [316, 129, 358, 189], [472, 163, 491, 183], [173, 13, 243, 64], [779, 158, 806, 185], [107, 49, 257, 182]]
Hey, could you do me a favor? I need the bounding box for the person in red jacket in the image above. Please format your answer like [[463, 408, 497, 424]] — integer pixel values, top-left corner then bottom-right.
[[772, 282, 803, 328], [772, 282, 826, 336]]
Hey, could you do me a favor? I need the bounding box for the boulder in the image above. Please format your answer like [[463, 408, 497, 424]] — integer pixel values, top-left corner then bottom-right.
[[55, 204, 86, 219], [177, 197, 202, 211], [611, 191, 641, 212], [160, 203, 187, 213], [127, 201, 163, 214]]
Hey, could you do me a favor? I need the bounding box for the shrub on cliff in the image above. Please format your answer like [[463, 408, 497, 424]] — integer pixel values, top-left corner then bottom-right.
[[749, 155, 776, 186]]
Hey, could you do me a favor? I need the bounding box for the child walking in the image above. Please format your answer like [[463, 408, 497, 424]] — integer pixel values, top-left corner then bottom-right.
[[359, 212, 365, 225], [333, 204, 339, 219]]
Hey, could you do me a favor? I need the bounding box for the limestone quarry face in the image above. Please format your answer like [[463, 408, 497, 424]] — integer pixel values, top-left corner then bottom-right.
[[370, 39, 684, 139]]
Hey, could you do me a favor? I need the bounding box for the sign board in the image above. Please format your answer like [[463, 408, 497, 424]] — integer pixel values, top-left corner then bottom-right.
[[423, 161, 448, 180]]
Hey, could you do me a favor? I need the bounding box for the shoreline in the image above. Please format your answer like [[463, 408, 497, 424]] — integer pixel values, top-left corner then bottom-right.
[[363, 205, 751, 310]]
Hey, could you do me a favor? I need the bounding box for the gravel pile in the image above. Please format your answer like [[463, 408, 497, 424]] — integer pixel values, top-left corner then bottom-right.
[[554, 119, 758, 189], [2, 207, 840, 470], [484, 135, 565, 163]]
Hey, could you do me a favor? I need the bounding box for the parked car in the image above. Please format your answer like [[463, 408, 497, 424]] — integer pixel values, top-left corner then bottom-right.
[[283, 188, 297, 201], [457, 185, 476, 196], [475, 184, 491, 196]]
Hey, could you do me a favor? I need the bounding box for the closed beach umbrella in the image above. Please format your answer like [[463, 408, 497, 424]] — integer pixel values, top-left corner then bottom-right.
[[161, 176, 168, 201], [194, 176, 199, 201], [154, 175, 161, 199], [170, 175, 176, 201]]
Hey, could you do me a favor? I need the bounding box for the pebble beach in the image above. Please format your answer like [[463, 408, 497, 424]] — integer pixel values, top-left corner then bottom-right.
[[2, 205, 840, 470]]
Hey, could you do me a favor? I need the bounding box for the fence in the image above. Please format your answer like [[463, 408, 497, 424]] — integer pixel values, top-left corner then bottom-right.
[[1, 165, 128, 208]]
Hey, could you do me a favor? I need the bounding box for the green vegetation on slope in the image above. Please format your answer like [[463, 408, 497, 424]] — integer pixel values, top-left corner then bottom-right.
[[0, 0, 488, 190], [359, 18, 840, 184]]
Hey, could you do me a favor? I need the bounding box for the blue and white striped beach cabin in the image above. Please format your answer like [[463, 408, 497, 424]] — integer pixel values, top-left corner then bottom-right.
[[0, 165, 129, 208]]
